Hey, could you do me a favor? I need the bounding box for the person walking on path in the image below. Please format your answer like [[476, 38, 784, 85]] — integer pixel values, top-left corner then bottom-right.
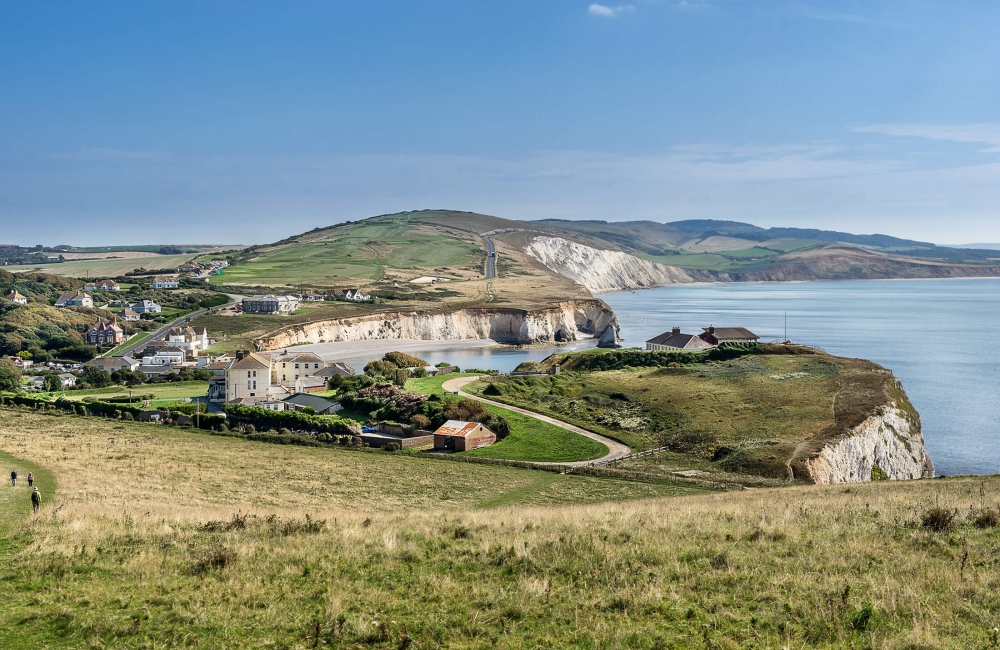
[[31, 487, 40, 514], [27, 472, 33, 487], [9, 470, 16, 487]]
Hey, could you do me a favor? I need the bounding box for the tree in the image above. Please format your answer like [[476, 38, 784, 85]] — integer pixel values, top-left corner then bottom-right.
[[80, 365, 113, 388], [111, 369, 146, 386], [43, 374, 62, 392], [0, 366, 21, 392], [393, 368, 409, 387]]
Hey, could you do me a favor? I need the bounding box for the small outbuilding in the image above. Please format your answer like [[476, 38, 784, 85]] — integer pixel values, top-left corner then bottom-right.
[[645, 327, 714, 351], [433, 420, 497, 451], [699, 326, 759, 346]]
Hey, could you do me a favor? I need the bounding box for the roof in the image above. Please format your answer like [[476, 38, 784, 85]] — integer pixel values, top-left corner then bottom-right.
[[434, 420, 489, 437], [57, 373, 76, 379], [291, 353, 323, 364], [154, 275, 177, 281], [296, 376, 326, 388], [701, 327, 759, 341], [122, 309, 140, 317], [5, 290, 26, 299], [645, 331, 714, 350], [228, 352, 271, 370], [156, 346, 185, 354], [85, 356, 137, 368], [282, 393, 338, 411], [316, 362, 356, 377]]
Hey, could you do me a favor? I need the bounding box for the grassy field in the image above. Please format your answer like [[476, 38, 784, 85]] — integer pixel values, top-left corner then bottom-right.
[[39, 381, 209, 402], [100, 331, 152, 357], [467, 348, 904, 480], [5, 253, 198, 278], [406, 373, 609, 463], [212, 214, 484, 288], [0, 409, 998, 647]]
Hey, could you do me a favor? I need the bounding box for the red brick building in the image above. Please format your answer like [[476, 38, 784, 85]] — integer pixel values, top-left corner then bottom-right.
[[433, 420, 497, 451]]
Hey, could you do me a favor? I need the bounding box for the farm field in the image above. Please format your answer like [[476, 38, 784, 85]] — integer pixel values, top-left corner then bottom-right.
[[5, 253, 199, 278], [406, 373, 609, 463], [37, 381, 209, 402], [0, 408, 996, 648]]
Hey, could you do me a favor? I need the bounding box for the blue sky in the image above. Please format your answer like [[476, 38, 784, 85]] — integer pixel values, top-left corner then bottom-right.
[[2, 1, 1000, 245]]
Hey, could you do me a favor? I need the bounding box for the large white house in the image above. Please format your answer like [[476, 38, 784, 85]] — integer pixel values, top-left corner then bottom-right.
[[54, 292, 93, 308], [165, 326, 209, 357], [4, 290, 27, 305], [152, 276, 179, 289], [242, 295, 299, 314], [131, 299, 162, 314], [221, 350, 342, 402]]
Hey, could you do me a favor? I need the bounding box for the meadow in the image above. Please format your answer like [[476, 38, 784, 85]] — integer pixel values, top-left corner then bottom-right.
[[5, 253, 199, 278], [406, 373, 609, 463], [212, 216, 484, 288], [1, 408, 998, 648]]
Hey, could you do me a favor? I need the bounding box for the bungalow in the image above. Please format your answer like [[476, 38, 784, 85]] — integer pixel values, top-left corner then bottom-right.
[[645, 327, 714, 351], [294, 375, 328, 394], [86, 320, 126, 346], [326, 288, 371, 302], [144, 346, 185, 366], [178, 263, 201, 273], [699, 326, 760, 346], [121, 308, 141, 322], [55, 292, 93, 308], [57, 373, 77, 387], [4, 290, 27, 305], [433, 420, 496, 451], [138, 364, 179, 380], [282, 392, 342, 415], [242, 295, 299, 315], [85, 356, 140, 372], [130, 299, 161, 314], [85, 280, 120, 291], [152, 276, 179, 290], [298, 292, 324, 302]]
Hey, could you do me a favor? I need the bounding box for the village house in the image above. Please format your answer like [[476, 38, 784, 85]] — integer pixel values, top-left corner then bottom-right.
[[85, 320, 126, 346], [165, 326, 210, 358], [698, 326, 760, 346], [85, 356, 140, 372], [143, 346, 185, 366], [121, 308, 141, 322], [130, 299, 162, 314], [210, 259, 229, 268], [433, 420, 497, 451], [224, 351, 276, 400], [242, 294, 299, 314], [152, 276, 179, 290], [282, 392, 341, 414], [645, 327, 715, 351], [298, 291, 324, 302], [11, 356, 33, 370], [325, 288, 371, 302], [57, 373, 77, 387], [54, 291, 94, 308], [177, 263, 201, 273], [4, 290, 28, 305], [220, 350, 354, 402], [85, 280, 120, 291], [273, 351, 324, 385]]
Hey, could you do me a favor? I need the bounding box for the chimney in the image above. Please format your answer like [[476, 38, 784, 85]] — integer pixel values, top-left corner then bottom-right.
[[236, 349, 248, 361], [672, 326, 681, 335], [709, 325, 715, 334]]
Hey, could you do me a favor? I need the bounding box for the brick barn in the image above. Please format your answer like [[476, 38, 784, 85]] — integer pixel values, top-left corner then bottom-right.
[[433, 420, 497, 451]]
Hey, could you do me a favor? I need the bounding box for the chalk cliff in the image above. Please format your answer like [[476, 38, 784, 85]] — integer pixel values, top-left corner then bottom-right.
[[253, 300, 619, 351], [804, 402, 935, 484], [524, 235, 1000, 293]]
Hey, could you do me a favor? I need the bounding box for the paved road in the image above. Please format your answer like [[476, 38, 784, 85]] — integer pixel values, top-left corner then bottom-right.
[[441, 376, 630, 467], [111, 294, 242, 358], [482, 235, 497, 279]]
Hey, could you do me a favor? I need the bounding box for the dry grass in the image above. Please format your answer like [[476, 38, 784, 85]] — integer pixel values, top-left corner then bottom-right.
[[2, 408, 1000, 648]]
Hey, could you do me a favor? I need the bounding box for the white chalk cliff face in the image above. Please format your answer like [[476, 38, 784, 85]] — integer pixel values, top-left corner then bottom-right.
[[254, 300, 619, 350], [804, 404, 934, 484], [524, 236, 713, 293]]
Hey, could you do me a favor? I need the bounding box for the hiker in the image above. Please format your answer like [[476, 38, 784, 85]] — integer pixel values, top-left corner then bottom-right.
[[31, 487, 40, 514], [9, 470, 15, 487], [27, 472, 33, 487]]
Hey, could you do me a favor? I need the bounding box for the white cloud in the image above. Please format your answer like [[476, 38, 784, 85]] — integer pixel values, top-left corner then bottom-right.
[[588, 3, 635, 18], [674, 1, 711, 10], [852, 123, 1000, 151]]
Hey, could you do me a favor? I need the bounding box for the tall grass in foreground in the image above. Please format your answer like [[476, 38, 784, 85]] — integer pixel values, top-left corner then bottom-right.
[[1, 410, 999, 648]]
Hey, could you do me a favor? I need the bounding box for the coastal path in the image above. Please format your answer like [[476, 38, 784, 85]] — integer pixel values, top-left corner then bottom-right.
[[441, 376, 630, 467]]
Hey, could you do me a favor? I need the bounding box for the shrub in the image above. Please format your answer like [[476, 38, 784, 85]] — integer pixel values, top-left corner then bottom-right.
[[850, 603, 878, 632], [409, 414, 431, 430], [393, 368, 409, 387], [384, 442, 400, 452], [383, 351, 428, 368], [922, 507, 955, 532], [192, 545, 236, 575], [972, 508, 1000, 529], [245, 424, 256, 434], [279, 428, 292, 436], [870, 463, 889, 481]]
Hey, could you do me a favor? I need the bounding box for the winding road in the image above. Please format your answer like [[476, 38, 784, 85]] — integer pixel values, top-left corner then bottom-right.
[[110, 294, 243, 358], [441, 376, 630, 467]]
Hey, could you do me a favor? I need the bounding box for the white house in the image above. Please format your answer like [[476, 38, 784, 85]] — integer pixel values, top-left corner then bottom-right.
[[4, 290, 27, 305], [166, 326, 209, 356], [152, 276, 179, 290], [85, 280, 120, 291], [55, 292, 94, 308], [57, 373, 77, 387], [144, 346, 185, 366], [130, 299, 162, 314], [121, 308, 141, 322]]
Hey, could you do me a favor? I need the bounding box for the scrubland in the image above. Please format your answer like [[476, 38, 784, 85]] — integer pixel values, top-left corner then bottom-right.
[[1, 409, 999, 648]]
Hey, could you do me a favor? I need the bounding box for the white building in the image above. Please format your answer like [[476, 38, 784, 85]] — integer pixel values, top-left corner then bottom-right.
[[144, 346, 185, 366], [131, 300, 162, 314], [152, 276, 179, 289], [165, 326, 209, 356], [4, 290, 27, 305], [55, 292, 94, 308]]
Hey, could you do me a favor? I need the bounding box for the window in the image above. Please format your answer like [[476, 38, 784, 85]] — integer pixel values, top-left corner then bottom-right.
[[253, 381, 257, 389], [247, 381, 251, 389], [252, 370, 257, 378], [314, 363, 319, 369], [295, 363, 299, 369]]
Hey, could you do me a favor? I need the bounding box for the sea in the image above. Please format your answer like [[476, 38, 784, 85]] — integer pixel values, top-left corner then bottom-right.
[[387, 279, 1000, 476]]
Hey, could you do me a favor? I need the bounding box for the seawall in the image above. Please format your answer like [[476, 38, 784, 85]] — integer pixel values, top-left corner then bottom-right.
[[253, 300, 619, 351]]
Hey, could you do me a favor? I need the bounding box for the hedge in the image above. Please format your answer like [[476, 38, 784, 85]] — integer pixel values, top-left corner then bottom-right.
[[0, 392, 226, 431], [222, 403, 361, 435]]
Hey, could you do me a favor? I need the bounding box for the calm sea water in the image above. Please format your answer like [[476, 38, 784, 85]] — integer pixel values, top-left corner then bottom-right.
[[602, 279, 1000, 477]]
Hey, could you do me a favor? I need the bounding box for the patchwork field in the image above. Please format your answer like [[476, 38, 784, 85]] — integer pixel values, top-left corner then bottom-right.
[[1, 408, 998, 648], [5, 253, 200, 278]]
